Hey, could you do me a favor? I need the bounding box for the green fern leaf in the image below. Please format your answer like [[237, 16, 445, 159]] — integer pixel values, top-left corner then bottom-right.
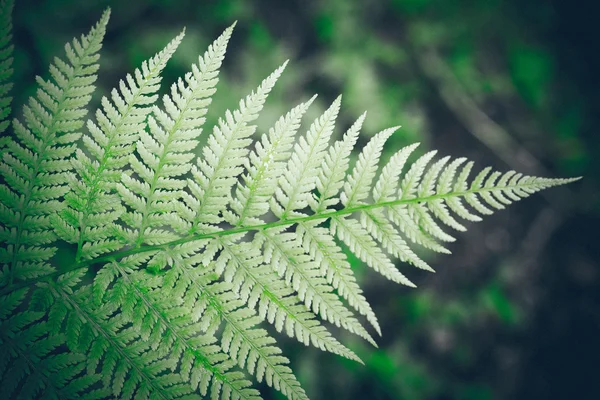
[[228, 96, 316, 227], [93, 256, 262, 399], [0, 285, 107, 399], [0, 8, 109, 286], [216, 237, 361, 362], [147, 244, 306, 399], [0, 8, 580, 400], [0, 0, 13, 139], [297, 220, 380, 335], [118, 23, 235, 247], [182, 62, 287, 235], [272, 96, 341, 219], [55, 30, 184, 262], [310, 113, 364, 213]]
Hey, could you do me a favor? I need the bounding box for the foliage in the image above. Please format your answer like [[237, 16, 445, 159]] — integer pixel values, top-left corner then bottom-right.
[[0, 3, 578, 399]]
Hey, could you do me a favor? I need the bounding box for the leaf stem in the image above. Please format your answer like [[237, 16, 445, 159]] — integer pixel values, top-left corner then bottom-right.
[[0, 182, 560, 296]]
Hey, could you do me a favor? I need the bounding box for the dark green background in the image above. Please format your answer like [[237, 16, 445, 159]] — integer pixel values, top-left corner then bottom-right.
[[10, 0, 600, 399]]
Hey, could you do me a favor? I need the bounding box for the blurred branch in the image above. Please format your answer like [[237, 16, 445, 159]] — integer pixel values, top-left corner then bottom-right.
[[519, 207, 561, 266], [414, 49, 576, 210], [415, 50, 544, 173], [501, 205, 562, 397], [510, 205, 562, 292]]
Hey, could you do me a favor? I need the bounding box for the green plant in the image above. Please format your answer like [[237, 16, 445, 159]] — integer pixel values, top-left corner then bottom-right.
[[0, 3, 578, 399]]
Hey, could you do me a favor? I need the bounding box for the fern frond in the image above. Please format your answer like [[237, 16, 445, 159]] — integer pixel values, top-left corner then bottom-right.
[[362, 208, 432, 271], [228, 96, 316, 227], [331, 215, 416, 286], [220, 300, 307, 400], [272, 96, 341, 219], [32, 269, 213, 399], [216, 98, 365, 360], [0, 0, 13, 138], [259, 226, 376, 345], [341, 126, 397, 207], [310, 113, 364, 213], [373, 143, 419, 203], [376, 144, 451, 254], [182, 62, 287, 234], [297, 220, 380, 335], [118, 24, 235, 247], [295, 114, 382, 332], [0, 12, 580, 400], [151, 248, 307, 400], [217, 238, 362, 363], [92, 258, 263, 399], [166, 66, 329, 397], [55, 30, 184, 262], [0, 9, 109, 285], [218, 98, 366, 360], [0, 287, 106, 399]]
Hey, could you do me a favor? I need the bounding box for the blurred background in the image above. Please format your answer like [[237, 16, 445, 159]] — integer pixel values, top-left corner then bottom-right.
[[11, 0, 600, 399]]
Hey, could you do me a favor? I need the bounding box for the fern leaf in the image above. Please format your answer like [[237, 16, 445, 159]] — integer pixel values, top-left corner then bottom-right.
[[221, 302, 307, 400], [418, 156, 467, 232], [228, 96, 316, 227], [0, 13, 580, 400], [405, 156, 458, 242], [372, 144, 450, 255], [387, 203, 450, 255], [56, 30, 184, 262], [222, 99, 372, 350], [341, 126, 397, 207], [220, 98, 362, 358], [331, 215, 416, 286], [154, 250, 307, 400], [373, 143, 419, 203], [260, 226, 377, 346], [118, 24, 235, 247], [297, 220, 380, 335], [272, 96, 341, 219], [30, 263, 254, 400], [0, 287, 106, 399], [362, 209, 432, 271], [94, 258, 263, 399], [0, 9, 109, 285], [218, 238, 362, 363], [182, 62, 287, 234], [0, 0, 13, 138], [310, 113, 364, 213]]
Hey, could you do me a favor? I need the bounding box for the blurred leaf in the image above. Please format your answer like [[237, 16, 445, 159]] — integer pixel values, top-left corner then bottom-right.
[[314, 13, 334, 43], [482, 282, 518, 325], [249, 21, 274, 50], [509, 45, 552, 108]]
